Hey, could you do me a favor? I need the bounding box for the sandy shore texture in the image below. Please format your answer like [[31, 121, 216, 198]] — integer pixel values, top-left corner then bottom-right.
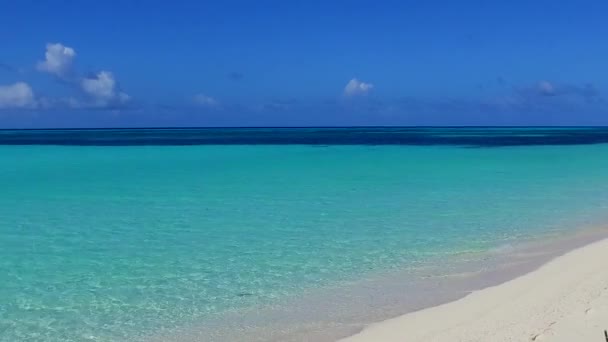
[[340, 237, 608, 342]]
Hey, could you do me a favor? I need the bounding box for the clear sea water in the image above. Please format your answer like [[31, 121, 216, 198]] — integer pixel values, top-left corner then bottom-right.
[[2, 128, 608, 341]]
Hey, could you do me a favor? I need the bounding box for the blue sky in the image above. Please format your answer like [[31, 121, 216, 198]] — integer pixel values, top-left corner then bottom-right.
[[1, 0, 607, 127]]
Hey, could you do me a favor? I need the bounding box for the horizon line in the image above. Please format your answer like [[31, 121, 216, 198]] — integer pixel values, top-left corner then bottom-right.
[[2, 125, 608, 131]]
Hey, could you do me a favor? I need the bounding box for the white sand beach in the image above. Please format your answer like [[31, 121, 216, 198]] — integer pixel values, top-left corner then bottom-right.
[[340, 237, 608, 342]]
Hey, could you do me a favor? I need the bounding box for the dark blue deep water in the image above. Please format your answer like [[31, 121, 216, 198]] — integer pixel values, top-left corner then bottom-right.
[[2, 127, 608, 146]]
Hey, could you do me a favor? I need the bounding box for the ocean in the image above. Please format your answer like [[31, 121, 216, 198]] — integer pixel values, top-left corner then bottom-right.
[[2, 127, 608, 341]]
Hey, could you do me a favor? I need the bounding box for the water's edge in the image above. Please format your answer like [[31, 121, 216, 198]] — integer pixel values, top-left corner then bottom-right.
[[148, 226, 608, 342]]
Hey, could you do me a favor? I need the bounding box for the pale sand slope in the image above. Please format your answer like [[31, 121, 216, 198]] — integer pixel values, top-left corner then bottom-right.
[[340, 238, 608, 342]]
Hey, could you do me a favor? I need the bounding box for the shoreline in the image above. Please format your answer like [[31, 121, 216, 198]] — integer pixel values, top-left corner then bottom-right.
[[149, 227, 608, 342], [340, 234, 608, 342]]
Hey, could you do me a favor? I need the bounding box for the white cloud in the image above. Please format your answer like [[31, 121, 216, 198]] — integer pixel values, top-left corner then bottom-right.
[[193, 93, 219, 107], [81, 71, 130, 107], [344, 78, 374, 96], [37, 43, 76, 77], [0, 82, 36, 108], [33, 42, 133, 109], [82, 71, 115, 99]]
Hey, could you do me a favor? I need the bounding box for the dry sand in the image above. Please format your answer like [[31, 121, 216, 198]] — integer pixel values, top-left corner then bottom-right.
[[340, 237, 608, 342]]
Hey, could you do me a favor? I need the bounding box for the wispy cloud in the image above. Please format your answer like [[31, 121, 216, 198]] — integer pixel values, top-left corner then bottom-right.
[[516, 81, 601, 104], [344, 78, 374, 96], [193, 93, 219, 107], [537, 80, 556, 96]]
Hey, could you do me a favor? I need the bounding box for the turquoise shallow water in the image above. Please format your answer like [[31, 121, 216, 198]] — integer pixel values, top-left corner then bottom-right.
[[2, 140, 608, 341]]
